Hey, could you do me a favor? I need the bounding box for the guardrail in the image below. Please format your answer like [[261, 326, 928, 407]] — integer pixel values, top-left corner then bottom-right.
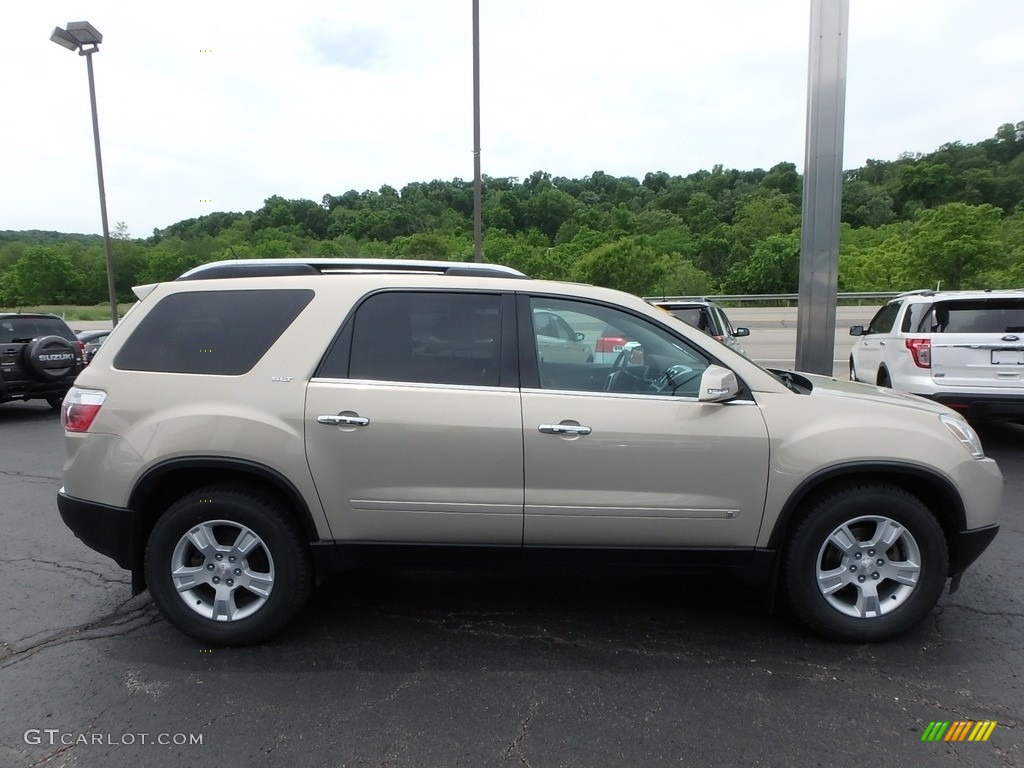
[[644, 292, 900, 306]]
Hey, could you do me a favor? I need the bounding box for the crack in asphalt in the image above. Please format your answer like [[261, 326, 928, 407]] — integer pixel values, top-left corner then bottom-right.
[[503, 703, 537, 766], [357, 673, 424, 715], [941, 603, 1024, 618], [0, 469, 61, 482], [0, 594, 159, 669], [2, 558, 132, 586]]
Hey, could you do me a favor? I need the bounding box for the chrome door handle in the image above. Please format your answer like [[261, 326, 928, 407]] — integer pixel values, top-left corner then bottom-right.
[[879, 340, 886, 346], [318, 414, 370, 426], [538, 423, 592, 436]]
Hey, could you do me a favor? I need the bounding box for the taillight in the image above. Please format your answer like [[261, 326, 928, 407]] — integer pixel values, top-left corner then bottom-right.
[[62, 387, 106, 432], [77, 340, 87, 365], [596, 336, 626, 354], [905, 338, 931, 368]]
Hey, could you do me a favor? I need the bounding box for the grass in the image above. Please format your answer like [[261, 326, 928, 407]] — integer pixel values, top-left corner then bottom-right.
[[0, 304, 129, 322]]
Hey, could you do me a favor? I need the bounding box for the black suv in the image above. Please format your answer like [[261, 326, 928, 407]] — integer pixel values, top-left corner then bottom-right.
[[0, 313, 84, 409]]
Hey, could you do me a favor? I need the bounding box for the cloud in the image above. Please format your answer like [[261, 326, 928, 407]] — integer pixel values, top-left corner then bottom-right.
[[311, 26, 384, 70]]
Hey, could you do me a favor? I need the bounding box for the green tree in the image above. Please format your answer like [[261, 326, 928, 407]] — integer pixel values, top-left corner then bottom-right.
[[903, 203, 1004, 289]]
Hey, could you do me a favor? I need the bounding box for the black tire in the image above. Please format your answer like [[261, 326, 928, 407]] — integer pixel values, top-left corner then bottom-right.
[[849, 357, 857, 382], [783, 484, 947, 642], [877, 369, 892, 388], [23, 336, 78, 381], [145, 485, 313, 646]]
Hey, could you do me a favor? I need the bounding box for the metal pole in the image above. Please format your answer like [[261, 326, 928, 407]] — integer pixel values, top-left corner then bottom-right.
[[83, 49, 119, 327], [472, 0, 483, 262], [795, 0, 849, 374]]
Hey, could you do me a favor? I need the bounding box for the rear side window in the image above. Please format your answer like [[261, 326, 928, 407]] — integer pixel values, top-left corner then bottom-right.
[[114, 289, 313, 374], [335, 291, 502, 387]]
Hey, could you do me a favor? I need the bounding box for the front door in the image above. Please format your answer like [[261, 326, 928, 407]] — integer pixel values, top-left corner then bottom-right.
[[519, 296, 770, 548]]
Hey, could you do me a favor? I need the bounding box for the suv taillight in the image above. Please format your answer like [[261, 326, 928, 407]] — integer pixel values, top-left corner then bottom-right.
[[596, 336, 626, 354], [905, 338, 931, 368], [62, 387, 106, 432]]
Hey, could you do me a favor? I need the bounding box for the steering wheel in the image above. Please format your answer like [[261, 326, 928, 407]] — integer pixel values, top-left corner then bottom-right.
[[603, 345, 647, 391], [648, 364, 697, 394]]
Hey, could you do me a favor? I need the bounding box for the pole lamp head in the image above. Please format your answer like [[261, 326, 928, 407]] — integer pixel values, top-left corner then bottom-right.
[[50, 27, 80, 52], [51, 22, 102, 54]]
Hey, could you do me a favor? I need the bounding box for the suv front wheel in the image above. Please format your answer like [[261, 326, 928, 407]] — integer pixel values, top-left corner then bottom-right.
[[145, 485, 313, 645], [783, 484, 948, 642]]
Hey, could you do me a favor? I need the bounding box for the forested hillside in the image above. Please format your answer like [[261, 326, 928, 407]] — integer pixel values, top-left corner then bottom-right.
[[2, 122, 1022, 306]]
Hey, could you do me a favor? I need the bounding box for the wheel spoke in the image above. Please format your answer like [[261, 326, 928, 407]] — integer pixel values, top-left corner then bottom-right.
[[232, 527, 261, 557], [854, 581, 882, 618], [211, 583, 239, 621], [172, 564, 208, 593], [185, 523, 219, 557], [827, 524, 859, 554], [241, 568, 274, 597], [869, 519, 906, 550], [817, 565, 854, 596], [880, 559, 921, 587]]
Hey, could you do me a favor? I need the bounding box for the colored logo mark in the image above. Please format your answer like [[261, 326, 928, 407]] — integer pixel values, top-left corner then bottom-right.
[[921, 721, 997, 742]]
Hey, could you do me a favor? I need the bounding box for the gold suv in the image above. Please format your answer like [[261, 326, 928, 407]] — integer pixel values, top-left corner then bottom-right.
[[57, 260, 1002, 645]]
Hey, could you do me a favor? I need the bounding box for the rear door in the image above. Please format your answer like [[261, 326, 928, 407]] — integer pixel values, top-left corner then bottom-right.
[[304, 290, 525, 545], [927, 298, 1024, 389]]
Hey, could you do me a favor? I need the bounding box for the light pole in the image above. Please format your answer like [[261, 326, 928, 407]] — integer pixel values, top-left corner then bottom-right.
[[50, 21, 119, 327], [472, 0, 482, 262]]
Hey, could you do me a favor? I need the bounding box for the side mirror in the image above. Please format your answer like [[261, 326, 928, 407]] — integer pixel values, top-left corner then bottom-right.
[[698, 365, 740, 403], [734, 327, 750, 338], [849, 325, 865, 337]]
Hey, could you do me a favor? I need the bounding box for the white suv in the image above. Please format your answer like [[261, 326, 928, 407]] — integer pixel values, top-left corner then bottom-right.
[[850, 290, 1024, 421], [57, 260, 1002, 645]]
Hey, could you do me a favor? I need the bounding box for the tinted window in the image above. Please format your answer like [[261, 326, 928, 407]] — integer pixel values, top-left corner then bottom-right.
[[915, 299, 1024, 334], [0, 316, 74, 343], [114, 289, 313, 374], [668, 307, 706, 331], [347, 292, 502, 387], [867, 301, 902, 334], [529, 297, 710, 397]]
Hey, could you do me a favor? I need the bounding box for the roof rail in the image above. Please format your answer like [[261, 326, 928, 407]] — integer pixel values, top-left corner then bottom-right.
[[895, 289, 936, 297], [175, 258, 528, 282]]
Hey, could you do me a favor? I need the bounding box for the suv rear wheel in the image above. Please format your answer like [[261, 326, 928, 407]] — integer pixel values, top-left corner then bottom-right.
[[783, 484, 947, 642], [145, 485, 313, 645]]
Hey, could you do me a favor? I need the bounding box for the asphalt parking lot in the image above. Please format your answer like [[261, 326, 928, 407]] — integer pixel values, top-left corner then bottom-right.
[[1, 317, 1021, 767]]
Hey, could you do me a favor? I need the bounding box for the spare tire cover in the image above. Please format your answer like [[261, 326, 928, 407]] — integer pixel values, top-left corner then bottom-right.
[[24, 335, 78, 381]]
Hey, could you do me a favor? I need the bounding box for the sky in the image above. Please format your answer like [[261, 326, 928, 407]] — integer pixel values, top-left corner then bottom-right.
[[4, 0, 1022, 237]]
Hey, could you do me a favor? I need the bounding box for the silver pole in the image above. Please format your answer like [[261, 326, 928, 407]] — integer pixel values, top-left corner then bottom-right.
[[795, 0, 849, 373], [472, 0, 482, 262], [84, 49, 119, 327]]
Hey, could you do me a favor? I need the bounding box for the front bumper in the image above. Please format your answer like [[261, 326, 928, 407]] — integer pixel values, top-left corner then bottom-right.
[[927, 392, 1024, 420], [949, 523, 1000, 578]]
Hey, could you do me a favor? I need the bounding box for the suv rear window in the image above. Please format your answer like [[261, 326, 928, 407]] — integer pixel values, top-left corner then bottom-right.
[[0, 316, 75, 343], [114, 289, 313, 375], [912, 299, 1024, 334]]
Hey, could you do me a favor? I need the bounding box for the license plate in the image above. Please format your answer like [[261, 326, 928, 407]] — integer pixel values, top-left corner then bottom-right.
[[991, 349, 1024, 365]]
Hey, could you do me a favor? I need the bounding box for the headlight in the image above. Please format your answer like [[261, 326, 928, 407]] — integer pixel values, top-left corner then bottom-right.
[[939, 414, 985, 460]]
